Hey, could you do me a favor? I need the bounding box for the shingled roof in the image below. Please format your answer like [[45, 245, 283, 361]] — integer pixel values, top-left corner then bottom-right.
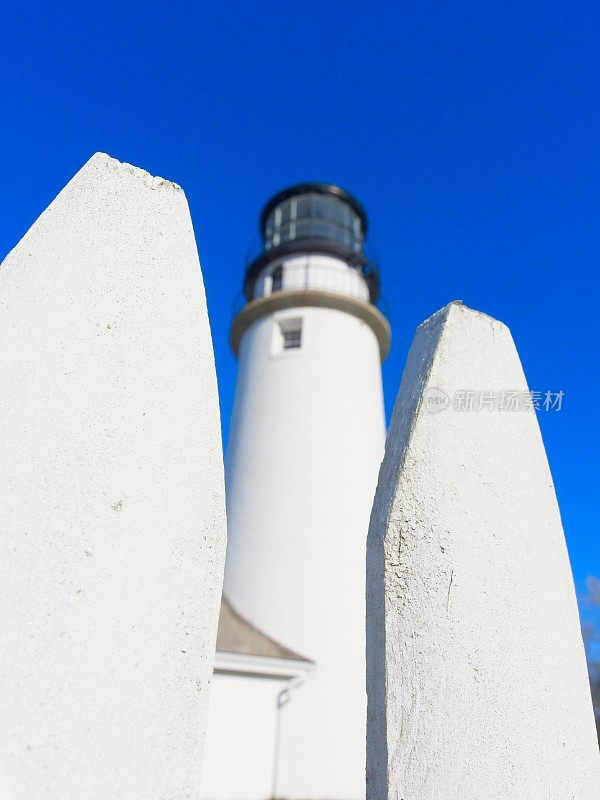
[[216, 596, 311, 663]]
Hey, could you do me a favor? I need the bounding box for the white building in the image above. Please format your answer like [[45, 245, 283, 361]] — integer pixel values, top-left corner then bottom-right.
[[200, 184, 390, 800]]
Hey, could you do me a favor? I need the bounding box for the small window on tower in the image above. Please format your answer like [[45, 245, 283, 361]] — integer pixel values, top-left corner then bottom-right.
[[273, 317, 303, 354], [271, 265, 283, 293], [283, 326, 302, 349]]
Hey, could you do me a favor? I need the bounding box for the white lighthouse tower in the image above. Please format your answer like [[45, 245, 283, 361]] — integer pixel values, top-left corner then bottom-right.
[[223, 184, 390, 800]]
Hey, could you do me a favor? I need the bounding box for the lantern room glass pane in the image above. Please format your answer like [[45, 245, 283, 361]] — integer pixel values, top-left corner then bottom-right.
[[264, 193, 363, 252]]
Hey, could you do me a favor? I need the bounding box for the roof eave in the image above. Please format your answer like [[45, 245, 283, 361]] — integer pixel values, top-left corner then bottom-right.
[[214, 650, 315, 680]]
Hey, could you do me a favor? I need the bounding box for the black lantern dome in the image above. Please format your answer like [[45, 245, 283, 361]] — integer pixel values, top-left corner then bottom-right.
[[243, 183, 380, 303]]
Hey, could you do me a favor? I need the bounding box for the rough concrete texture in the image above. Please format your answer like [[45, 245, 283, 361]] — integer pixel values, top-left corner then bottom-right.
[[0, 153, 227, 799], [366, 302, 600, 799]]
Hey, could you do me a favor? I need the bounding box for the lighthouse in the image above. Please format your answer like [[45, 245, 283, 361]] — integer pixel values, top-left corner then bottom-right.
[[217, 184, 390, 800]]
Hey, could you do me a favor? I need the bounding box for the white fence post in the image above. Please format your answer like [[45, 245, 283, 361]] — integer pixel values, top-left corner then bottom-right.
[[0, 153, 227, 799], [367, 301, 599, 799]]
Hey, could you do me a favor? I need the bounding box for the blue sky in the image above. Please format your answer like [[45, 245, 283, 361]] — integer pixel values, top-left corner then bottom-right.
[[1, 1, 598, 633]]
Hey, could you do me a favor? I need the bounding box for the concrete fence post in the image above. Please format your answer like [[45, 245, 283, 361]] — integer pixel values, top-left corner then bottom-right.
[[366, 301, 599, 799], [0, 154, 227, 799]]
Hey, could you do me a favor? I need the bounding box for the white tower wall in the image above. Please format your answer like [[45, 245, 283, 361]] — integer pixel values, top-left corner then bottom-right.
[[251, 253, 370, 302], [224, 251, 388, 799]]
